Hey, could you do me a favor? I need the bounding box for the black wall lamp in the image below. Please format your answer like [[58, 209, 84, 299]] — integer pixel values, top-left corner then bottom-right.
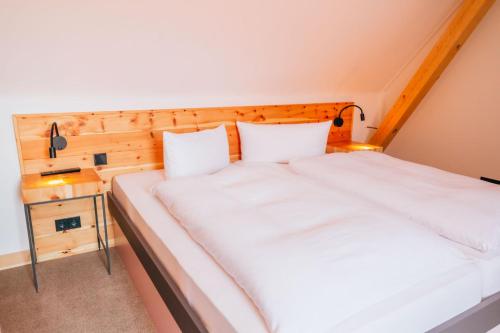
[[334, 104, 365, 127], [49, 122, 67, 158]]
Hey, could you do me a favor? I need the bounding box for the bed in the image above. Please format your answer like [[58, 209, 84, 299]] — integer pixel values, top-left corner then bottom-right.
[[108, 158, 500, 333], [13, 103, 499, 332]]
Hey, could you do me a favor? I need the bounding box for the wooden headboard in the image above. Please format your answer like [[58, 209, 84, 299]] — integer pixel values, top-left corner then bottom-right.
[[14, 103, 353, 182], [13, 102, 352, 261]]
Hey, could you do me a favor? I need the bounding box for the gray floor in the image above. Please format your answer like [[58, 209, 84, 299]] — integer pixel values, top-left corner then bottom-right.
[[0, 249, 155, 333]]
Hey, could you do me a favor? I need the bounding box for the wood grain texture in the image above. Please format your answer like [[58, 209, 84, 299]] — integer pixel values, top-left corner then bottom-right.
[[0, 250, 30, 271], [369, 0, 495, 147], [14, 102, 353, 262], [21, 168, 103, 203]]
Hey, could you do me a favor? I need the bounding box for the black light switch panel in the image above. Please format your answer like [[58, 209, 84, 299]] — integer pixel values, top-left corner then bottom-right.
[[55, 216, 81, 232], [94, 153, 107, 166]]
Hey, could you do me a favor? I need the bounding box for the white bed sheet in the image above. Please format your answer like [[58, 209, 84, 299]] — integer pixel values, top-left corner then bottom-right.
[[113, 169, 483, 332], [289, 151, 500, 299], [447, 240, 500, 298], [289, 151, 500, 253]]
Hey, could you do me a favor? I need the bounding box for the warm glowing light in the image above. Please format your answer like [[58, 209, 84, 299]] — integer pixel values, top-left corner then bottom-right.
[[349, 144, 372, 151], [46, 179, 65, 186]]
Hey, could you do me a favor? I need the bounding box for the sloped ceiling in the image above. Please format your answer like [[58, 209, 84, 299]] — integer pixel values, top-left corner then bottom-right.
[[1, 0, 459, 98]]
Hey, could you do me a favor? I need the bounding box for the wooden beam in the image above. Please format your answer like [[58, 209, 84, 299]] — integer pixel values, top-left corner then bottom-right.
[[369, 0, 495, 147]]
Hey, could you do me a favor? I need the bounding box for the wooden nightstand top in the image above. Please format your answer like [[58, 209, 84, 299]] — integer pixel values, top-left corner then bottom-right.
[[21, 168, 103, 204], [327, 141, 383, 153]]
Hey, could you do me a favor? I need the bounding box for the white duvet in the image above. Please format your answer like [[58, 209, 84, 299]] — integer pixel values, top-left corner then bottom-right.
[[153, 162, 471, 332], [289, 152, 500, 253]]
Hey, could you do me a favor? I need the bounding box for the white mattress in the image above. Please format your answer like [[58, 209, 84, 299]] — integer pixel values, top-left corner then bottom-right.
[[113, 169, 485, 332]]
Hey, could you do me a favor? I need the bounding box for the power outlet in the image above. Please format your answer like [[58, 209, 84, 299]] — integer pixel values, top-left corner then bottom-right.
[[55, 216, 81, 232]]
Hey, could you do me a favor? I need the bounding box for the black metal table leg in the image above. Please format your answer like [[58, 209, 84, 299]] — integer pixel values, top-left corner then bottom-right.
[[24, 204, 38, 292], [24, 193, 111, 291], [93, 196, 101, 251], [100, 194, 111, 274]]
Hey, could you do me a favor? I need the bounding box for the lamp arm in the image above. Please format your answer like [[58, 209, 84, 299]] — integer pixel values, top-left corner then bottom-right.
[[50, 122, 58, 147], [333, 104, 365, 127], [338, 104, 365, 119]]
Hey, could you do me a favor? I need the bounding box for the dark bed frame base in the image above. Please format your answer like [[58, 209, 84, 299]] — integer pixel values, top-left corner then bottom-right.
[[107, 191, 500, 333], [107, 192, 207, 333]]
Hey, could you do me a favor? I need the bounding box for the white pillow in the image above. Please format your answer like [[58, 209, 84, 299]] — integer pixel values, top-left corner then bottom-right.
[[163, 125, 230, 178], [237, 121, 332, 162]]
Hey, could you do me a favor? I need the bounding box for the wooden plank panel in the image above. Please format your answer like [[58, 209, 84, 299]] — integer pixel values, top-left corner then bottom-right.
[[369, 0, 495, 147], [16, 112, 154, 138], [16, 103, 347, 138], [34, 223, 113, 254], [21, 131, 160, 160], [36, 236, 115, 262], [20, 118, 350, 160], [30, 199, 95, 219], [0, 250, 30, 271], [21, 123, 350, 174], [14, 102, 353, 262], [23, 148, 164, 174], [30, 199, 108, 237]]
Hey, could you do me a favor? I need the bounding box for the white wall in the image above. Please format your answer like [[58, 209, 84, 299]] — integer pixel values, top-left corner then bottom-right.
[[0, 0, 458, 255], [385, 2, 500, 180]]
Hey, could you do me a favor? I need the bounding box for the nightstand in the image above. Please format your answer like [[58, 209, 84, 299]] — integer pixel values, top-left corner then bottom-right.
[[21, 168, 111, 292], [326, 141, 383, 153]]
